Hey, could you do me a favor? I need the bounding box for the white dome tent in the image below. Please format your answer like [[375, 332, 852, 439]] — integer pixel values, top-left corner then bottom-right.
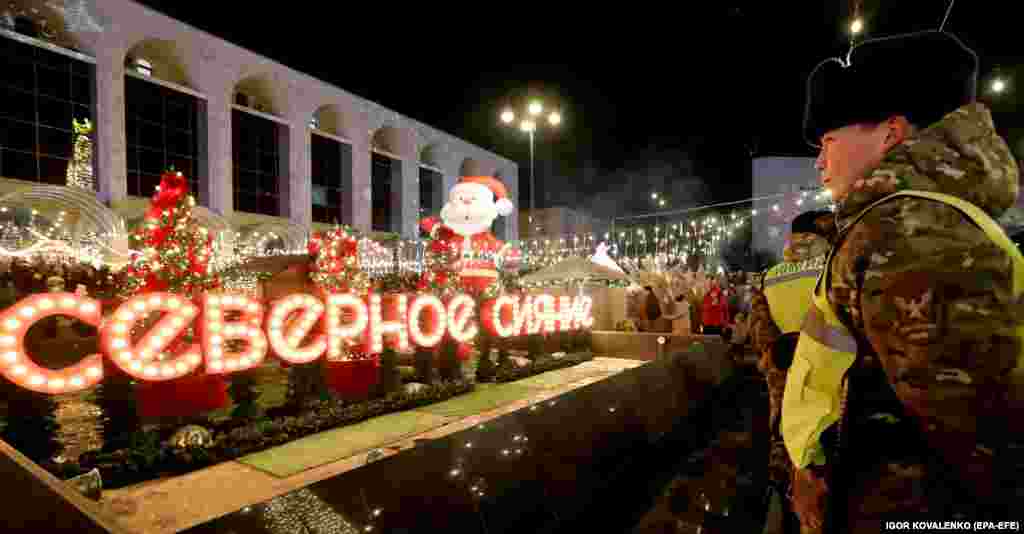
[[0, 185, 130, 266]]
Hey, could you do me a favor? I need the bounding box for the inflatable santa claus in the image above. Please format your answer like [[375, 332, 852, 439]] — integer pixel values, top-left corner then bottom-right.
[[420, 175, 521, 293]]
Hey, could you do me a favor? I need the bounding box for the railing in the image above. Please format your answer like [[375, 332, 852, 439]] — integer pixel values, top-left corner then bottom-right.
[[0, 440, 128, 533]]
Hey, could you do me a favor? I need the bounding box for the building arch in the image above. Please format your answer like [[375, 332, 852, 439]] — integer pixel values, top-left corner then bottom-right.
[[311, 104, 355, 139], [371, 126, 409, 157], [233, 73, 285, 116], [420, 143, 446, 169], [124, 38, 195, 88], [20, 3, 97, 55]]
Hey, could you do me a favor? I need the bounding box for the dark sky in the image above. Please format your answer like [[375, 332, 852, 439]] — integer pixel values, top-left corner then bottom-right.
[[136, 1, 1021, 217]]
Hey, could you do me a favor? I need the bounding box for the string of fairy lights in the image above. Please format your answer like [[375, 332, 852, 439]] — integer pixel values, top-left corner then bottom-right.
[[517, 187, 836, 271], [0, 187, 835, 285]]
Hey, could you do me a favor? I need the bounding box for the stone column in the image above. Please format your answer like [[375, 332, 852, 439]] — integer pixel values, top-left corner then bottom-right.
[[92, 38, 127, 205], [282, 120, 311, 226], [343, 128, 371, 232], [442, 161, 458, 202], [197, 79, 233, 217], [398, 156, 419, 238]]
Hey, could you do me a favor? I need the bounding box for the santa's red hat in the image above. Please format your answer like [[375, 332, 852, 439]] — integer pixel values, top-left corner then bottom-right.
[[459, 175, 515, 217]]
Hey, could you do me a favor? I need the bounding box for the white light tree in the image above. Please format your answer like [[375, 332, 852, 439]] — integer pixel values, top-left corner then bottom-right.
[[66, 118, 94, 191]]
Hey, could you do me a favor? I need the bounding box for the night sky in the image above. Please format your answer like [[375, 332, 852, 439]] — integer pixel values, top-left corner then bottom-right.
[[136, 1, 1021, 219]]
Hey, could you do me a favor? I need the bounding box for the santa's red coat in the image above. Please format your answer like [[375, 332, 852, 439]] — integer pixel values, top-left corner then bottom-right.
[[421, 218, 520, 292]]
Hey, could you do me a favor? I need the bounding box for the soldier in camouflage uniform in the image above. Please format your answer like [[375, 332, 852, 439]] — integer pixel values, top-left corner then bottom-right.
[[751, 210, 834, 533], [787, 31, 1022, 533]]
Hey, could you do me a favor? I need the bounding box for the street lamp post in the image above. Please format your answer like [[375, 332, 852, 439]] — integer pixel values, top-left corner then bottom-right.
[[500, 101, 562, 226]]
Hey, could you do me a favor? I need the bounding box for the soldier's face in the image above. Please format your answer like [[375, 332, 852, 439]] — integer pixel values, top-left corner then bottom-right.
[[815, 123, 892, 202]]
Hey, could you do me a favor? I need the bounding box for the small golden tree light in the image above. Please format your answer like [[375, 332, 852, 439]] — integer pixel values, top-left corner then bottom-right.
[[991, 77, 1008, 94]]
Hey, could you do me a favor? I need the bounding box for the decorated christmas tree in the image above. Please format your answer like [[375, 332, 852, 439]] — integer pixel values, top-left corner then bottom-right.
[[66, 118, 94, 190], [110, 169, 226, 422], [120, 169, 219, 296]]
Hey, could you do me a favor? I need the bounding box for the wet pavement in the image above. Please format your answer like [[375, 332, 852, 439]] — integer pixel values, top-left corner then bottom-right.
[[181, 348, 762, 534]]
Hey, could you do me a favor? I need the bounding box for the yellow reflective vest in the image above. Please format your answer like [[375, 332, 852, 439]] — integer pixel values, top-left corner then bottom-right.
[[762, 255, 827, 334], [781, 190, 1024, 469]]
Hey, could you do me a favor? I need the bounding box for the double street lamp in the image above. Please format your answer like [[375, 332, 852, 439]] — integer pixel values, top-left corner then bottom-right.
[[500, 101, 562, 218]]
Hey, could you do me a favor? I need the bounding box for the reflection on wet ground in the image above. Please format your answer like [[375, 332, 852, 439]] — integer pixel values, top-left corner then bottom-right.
[[184, 353, 767, 534]]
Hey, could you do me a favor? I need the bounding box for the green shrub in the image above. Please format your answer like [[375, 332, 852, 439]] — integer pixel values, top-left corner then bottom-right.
[[475, 329, 496, 382], [438, 338, 462, 381], [228, 371, 261, 419], [413, 348, 435, 384], [374, 347, 401, 397], [526, 334, 544, 360], [497, 338, 510, 367]]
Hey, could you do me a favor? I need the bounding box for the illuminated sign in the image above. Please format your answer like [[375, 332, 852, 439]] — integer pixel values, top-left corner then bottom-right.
[[0, 291, 593, 394]]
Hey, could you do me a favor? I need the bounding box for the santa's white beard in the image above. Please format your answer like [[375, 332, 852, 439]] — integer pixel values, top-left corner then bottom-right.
[[441, 201, 498, 237]]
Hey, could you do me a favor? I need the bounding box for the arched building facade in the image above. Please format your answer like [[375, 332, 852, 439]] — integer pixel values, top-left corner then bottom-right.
[[0, 0, 518, 241]]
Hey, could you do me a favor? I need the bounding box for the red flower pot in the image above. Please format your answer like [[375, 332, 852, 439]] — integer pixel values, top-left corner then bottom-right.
[[136, 373, 229, 418], [324, 358, 380, 400]]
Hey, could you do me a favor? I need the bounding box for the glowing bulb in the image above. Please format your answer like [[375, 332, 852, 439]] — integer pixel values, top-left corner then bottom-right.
[[548, 112, 561, 126], [992, 77, 1007, 94], [500, 110, 515, 123], [528, 101, 543, 115], [850, 18, 863, 34], [520, 120, 535, 133]]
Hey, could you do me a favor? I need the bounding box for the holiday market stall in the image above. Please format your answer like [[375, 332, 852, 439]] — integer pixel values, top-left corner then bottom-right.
[[518, 255, 630, 333]]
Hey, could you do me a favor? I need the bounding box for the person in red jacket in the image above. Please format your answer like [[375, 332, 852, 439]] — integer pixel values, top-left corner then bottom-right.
[[701, 277, 729, 336]]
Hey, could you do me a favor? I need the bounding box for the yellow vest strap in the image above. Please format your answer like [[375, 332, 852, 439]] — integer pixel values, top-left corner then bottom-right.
[[763, 269, 820, 289], [800, 304, 858, 354]]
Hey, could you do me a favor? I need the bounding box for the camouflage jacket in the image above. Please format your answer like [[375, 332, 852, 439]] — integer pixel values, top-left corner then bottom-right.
[[751, 230, 832, 492], [818, 103, 1022, 529]]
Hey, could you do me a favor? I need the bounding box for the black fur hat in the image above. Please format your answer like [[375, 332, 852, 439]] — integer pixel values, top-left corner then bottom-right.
[[803, 31, 978, 147]]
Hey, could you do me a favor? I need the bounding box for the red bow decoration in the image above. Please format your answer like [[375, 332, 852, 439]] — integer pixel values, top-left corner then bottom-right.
[[145, 170, 189, 219]]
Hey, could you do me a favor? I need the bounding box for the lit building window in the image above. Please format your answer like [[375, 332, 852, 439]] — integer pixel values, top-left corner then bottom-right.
[[419, 167, 441, 217], [371, 152, 396, 232], [311, 132, 349, 224], [0, 35, 94, 185], [232, 109, 281, 216], [125, 75, 200, 198]]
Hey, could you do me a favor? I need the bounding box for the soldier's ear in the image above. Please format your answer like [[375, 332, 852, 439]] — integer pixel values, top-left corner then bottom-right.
[[882, 116, 913, 150]]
